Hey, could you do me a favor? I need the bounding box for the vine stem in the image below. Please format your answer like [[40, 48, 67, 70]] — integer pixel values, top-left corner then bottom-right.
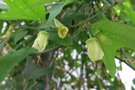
[[115, 57, 135, 71], [40, 50, 55, 90], [87, 1, 124, 21]]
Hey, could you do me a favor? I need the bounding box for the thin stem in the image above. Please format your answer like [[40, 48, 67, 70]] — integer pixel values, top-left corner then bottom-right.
[[41, 51, 55, 90], [87, 1, 123, 21], [120, 48, 128, 59], [120, 48, 131, 65]]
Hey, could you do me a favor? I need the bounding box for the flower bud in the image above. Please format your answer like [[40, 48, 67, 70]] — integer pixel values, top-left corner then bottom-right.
[[54, 18, 68, 39], [32, 31, 49, 53], [86, 38, 104, 62]]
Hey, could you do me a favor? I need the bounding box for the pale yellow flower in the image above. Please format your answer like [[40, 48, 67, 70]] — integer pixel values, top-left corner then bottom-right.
[[86, 38, 104, 62], [32, 31, 49, 53], [54, 18, 68, 39]]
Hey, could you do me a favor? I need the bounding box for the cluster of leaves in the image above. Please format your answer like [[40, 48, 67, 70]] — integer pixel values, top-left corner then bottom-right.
[[0, 0, 135, 89]]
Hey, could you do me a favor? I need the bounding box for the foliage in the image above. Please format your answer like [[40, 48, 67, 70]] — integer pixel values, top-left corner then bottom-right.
[[0, 0, 135, 89]]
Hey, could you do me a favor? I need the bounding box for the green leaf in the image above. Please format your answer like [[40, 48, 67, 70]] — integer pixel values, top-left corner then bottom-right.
[[118, 1, 135, 24], [95, 31, 112, 45], [64, 0, 75, 5], [49, 32, 72, 46], [122, 1, 135, 24], [40, 0, 71, 28], [47, 0, 75, 23], [0, 48, 37, 82], [23, 57, 52, 79], [0, 21, 4, 33], [47, 2, 64, 23], [30, 0, 57, 6], [0, 0, 46, 20], [13, 30, 28, 43], [0, 39, 8, 51], [92, 20, 135, 77], [101, 43, 117, 78]]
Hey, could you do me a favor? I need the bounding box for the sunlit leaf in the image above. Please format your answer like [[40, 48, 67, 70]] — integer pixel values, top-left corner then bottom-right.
[[0, 0, 46, 20]]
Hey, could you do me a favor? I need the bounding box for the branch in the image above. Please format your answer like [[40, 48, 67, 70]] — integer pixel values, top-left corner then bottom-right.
[[115, 57, 135, 71]]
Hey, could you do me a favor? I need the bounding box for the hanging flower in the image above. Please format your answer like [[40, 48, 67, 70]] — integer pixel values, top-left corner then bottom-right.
[[6, 25, 13, 39], [86, 38, 104, 62], [54, 18, 68, 39], [32, 31, 49, 53]]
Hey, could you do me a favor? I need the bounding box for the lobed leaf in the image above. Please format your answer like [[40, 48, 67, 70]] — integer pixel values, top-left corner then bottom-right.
[[92, 20, 135, 77]]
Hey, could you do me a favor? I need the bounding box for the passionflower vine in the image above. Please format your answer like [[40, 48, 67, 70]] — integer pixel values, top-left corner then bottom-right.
[[86, 38, 104, 62], [32, 31, 49, 53], [54, 18, 68, 39]]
